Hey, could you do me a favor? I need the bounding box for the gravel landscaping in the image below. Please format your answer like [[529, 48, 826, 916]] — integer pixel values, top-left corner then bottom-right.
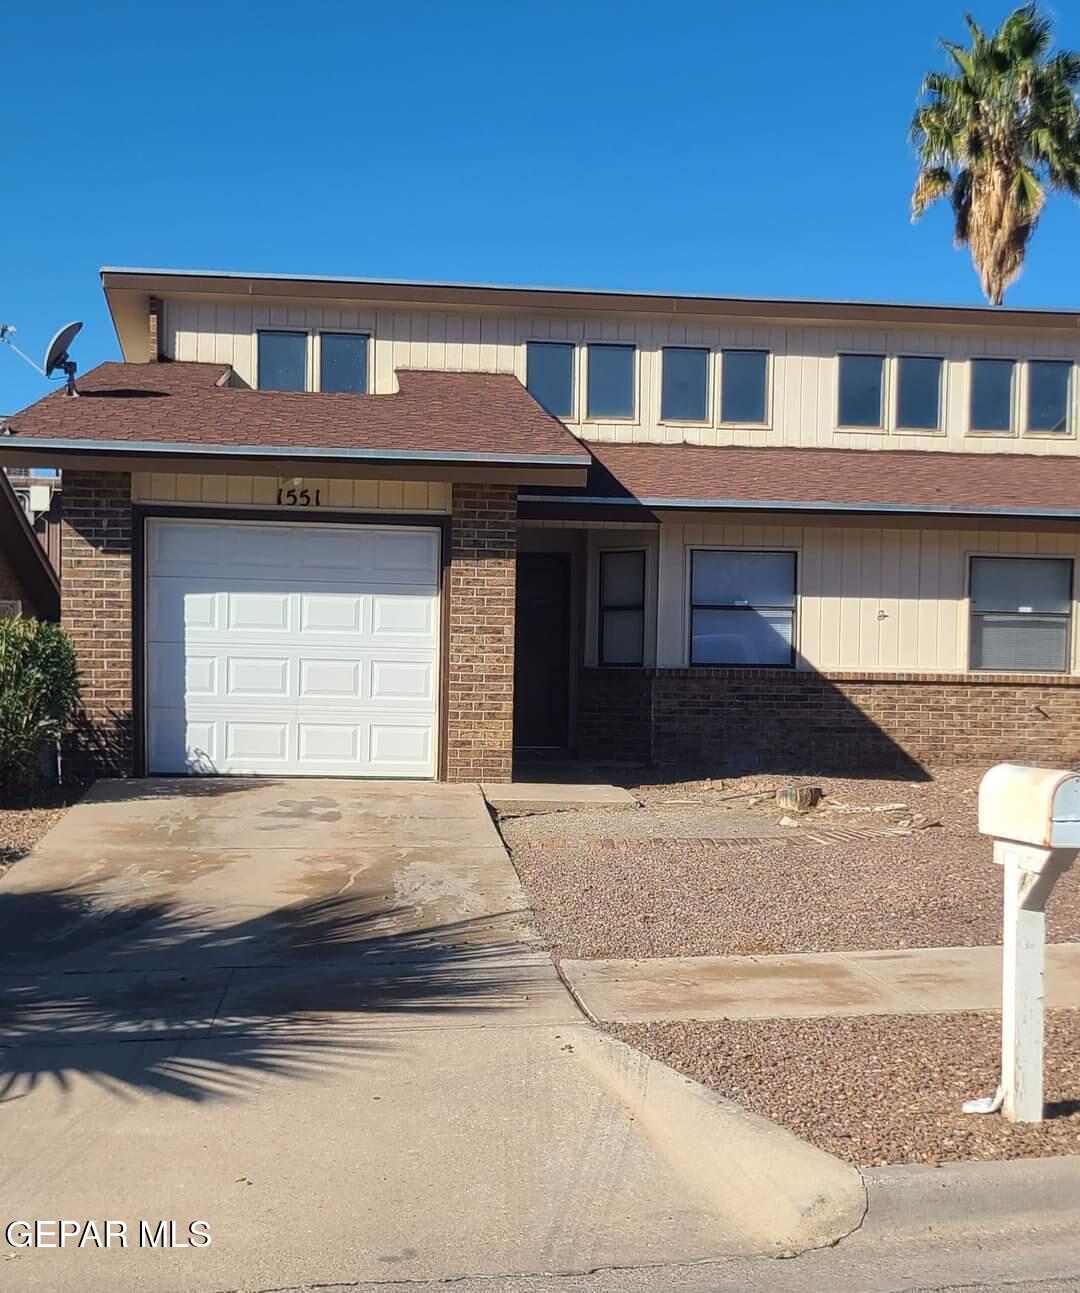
[[609, 1010, 1080, 1167], [0, 790, 74, 874], [503, 769, 1080, 959]]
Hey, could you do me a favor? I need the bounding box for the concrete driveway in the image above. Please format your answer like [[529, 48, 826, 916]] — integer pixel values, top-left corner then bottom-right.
[[0, 779, 861, 1291]]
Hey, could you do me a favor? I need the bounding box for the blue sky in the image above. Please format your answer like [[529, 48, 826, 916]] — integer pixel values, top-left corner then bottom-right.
[[3, 0, 1080, 412]]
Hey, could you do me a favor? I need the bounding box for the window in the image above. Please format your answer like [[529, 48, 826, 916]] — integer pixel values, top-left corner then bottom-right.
[[599, 550, 646, 666], [320, 332, 369, 394], [970, 556, 1072, 672], [257, 331, 307, 391], [690, 550, 796, 666], [970, 358, 1015, 432], [661, 347, 709, 422], [526, 341, 575, 418], [587, 343, 635, 419], [896, 356, 943, 430], [1027, 360, 1072, 433], [837, 354, 884, 428], [720, 349, 768, 423]]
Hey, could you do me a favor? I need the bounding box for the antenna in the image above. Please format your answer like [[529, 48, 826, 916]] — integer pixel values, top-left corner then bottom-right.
[[0, 320, 84, 396], [43, 321, 83, 397]]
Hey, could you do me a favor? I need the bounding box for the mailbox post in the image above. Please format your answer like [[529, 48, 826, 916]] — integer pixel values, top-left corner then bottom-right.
[[968, 764, 1080, 1123]]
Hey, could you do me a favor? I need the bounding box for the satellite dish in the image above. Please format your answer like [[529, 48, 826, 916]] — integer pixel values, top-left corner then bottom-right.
[[42, 321, 83, 396]]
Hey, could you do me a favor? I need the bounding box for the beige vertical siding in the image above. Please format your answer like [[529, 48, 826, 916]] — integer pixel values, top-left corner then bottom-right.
[[656, 515, 1080, 673], [131, 473, 450, 512], [163, 297, 1080, 456]]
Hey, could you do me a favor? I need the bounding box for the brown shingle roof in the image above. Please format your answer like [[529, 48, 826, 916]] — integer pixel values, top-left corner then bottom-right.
[[530, 442, 1080, 518], [4, 362, 589, 463]]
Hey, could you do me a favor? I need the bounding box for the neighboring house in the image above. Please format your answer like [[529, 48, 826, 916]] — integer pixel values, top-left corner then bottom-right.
[[0, 469, 60, 621], [4, 470, 62, 571], [4, 266, 1080, 782]]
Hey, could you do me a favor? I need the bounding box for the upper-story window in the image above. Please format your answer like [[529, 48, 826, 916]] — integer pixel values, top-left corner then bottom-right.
[[1027, 360, 1072, 434], [320, 332, 369, 394], [837, 353, 885, 428], [258, 331, 307, 391], [896, 356, 943, 431], [526, 341, 575, 418], [970, 358, 1015, 433], [587, 343, 636, 419], [720, 350, 768, 424], [661, 347, 709, 422]]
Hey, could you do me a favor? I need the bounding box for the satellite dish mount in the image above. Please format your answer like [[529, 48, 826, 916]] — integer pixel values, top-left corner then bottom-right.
[[44, 321, 84, 397]]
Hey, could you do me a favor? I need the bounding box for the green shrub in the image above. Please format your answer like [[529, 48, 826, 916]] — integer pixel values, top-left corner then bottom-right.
[[0, 618, 78, 791]]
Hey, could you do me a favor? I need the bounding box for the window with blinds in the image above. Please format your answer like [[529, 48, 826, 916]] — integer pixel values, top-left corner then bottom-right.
[[969, 556, 1073, 673], [690, 550, 796, 667]]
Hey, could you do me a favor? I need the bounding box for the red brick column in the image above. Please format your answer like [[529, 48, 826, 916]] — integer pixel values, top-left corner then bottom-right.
[[62, 470, 134, 780], [445, 483, 517, 782]]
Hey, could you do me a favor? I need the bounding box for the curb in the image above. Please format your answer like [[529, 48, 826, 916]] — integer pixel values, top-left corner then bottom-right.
[[861, 1155, 1080, 1236], [574, 1028, 868, 1255]]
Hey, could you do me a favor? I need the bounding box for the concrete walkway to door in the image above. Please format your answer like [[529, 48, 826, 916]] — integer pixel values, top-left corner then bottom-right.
[[0, 779, 862, 1291]]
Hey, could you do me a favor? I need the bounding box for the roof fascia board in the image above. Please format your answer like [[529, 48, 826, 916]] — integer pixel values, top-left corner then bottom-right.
[[100, 270, 1080, 335]]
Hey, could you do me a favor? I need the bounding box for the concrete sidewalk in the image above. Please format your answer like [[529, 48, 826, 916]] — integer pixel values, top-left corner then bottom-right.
[[561, 943, 1080, 1023]]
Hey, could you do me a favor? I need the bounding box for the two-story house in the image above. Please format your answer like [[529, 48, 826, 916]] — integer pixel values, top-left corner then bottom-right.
[[5, 266, 1080, 783]]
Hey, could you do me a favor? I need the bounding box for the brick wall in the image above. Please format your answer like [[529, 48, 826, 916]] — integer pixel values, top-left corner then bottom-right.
[[445, 484, 517, 782], [577, 669, 654, 762], [62, 470, 133, 780], [575, 668, 1080, 775]]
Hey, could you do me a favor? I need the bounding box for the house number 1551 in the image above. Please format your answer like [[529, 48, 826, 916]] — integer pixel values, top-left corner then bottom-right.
[[276, 486, 322, 506]]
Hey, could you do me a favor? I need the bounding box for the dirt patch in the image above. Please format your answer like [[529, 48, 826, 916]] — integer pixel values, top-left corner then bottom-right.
[[0, 788, 78, 874], [608, 1011, 1080, 1167], [504, 769, 1080, 959]]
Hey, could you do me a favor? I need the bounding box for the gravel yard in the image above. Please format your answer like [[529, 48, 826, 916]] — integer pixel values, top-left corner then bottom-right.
[[0, 790, 74, 875], [503, 769, 1080, 959], [608, 1011, 1080, 1166]]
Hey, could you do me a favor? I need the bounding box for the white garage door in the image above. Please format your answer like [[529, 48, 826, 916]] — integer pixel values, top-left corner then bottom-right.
[[146, 518, 440, 776]]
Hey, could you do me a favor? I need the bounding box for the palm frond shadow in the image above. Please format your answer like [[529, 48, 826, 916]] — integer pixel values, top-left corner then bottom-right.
[[0, 886, 534, 1104]]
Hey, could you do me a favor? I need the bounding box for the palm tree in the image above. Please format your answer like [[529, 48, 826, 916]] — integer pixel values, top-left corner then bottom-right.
[[911, 5, 1080, 305]]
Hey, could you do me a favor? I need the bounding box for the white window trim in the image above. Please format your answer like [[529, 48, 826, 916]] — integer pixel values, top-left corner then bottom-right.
[[964, 551, 1076, 674], [716, 348, 773, 430], [835, 352, 888, 433], [315, 328, 372, 395], [684, 544, 800, 669], [1020, 358, 1076, 439], [966, 356, 1019, 438], [523, 338, 579, 423], [657, 345, 714, 427], [585, 533, 659, 668], [583, 341, 641, 426], [596, 546, 649, 667], [891, 353, 948, 436]]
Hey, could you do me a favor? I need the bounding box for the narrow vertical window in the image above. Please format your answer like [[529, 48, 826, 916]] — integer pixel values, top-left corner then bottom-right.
[[599, 549, 646, 666], [526, 342, 575, 418], [837, 354, 885, 427], [320, 333, 369, 394], [896, 356, 943, 430], [720, 350, 768, 423], [661, 347, 709, 422], [587, 344, 636, 419], [1027, 360, 1071, 433], [257, 331, 307, 391], [970, 358, 1016, 432]]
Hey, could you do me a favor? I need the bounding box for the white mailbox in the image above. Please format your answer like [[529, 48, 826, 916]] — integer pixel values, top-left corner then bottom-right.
[[966, 763, 1079, 1124], [979, 763, 1080, 852]]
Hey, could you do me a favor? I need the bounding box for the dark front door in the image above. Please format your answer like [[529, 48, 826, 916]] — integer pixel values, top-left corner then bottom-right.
[[514, 552, 571, 749]]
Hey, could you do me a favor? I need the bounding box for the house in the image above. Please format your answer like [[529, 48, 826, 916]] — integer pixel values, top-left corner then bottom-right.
[[3, 265, 1080, 783], [0, 467, 60, 622]]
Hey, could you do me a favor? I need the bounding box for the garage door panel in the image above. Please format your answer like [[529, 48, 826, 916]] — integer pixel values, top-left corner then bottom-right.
[[146, 519, 439, 776]]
